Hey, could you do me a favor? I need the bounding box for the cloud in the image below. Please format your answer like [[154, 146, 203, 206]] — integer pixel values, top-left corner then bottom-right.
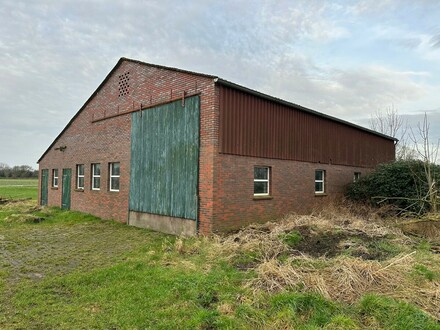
[[0, 0, 439, 166], [251, 59, 428, 121], [430, 34, 440, 49]]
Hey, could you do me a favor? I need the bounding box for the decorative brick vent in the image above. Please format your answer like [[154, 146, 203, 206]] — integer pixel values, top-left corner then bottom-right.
[[118, 72, 130, 97]]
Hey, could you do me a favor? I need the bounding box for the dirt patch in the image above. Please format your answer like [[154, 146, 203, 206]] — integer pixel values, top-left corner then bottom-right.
[[282, 225, 395, 260]]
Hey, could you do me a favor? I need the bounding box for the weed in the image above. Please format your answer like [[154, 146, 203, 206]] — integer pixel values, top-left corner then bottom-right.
[[358, 294, 440, 330], [280, 230, 303, 247], [232, 251, 261, 270], [366, 239, 403, 260], [235, 303, 268, 328], [413, 264, 437, 281], [271, 292, 341, 328], [325, 315, 360, 329], [417, 240, 433, 252]]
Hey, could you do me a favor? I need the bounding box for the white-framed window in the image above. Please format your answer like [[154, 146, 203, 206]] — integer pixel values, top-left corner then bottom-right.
[[91, 163, 101, 190], [315, 170, 325, 194], [52, 169, 58, 188], [76, 164, 84, 189], [254, 166, 270, 196], [109, 162, 120, 192], [354, 172, 361, 182]]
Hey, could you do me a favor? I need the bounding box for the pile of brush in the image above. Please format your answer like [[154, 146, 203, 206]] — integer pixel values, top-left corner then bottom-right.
[[208, 205, 440, 321]]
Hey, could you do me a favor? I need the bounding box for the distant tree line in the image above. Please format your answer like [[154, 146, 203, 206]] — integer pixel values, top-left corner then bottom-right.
[[0, 163, 38, 178]]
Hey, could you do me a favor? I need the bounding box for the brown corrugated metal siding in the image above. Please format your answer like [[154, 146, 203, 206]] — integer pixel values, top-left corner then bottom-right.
[[219, 86, 395, 167]]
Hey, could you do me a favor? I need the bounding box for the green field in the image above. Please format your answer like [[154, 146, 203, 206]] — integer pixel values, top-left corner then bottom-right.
[[0, 178, 38, 200], [0, 184, 439, 329]]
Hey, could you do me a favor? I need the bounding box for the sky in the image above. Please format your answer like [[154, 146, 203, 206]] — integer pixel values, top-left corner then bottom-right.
[[1, 0, 439, 168]]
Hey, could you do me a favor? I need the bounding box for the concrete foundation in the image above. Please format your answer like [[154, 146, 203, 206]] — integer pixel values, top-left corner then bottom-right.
[[128, 211, 197, 236]]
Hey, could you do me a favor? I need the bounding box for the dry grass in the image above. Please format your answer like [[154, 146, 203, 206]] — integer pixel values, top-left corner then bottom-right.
[[251, 253, 440, 320], [399, 219, 440, 240], [208, 204, 440, 320], [0, 199, 40, 212], [209, 207, 411, 265]]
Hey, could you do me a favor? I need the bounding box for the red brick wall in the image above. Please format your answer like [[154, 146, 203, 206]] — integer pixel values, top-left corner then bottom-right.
[[38, 58, 381, 235], [39, 60, 217, 229], [38, 113, 131, 221], [211, 153, 370, 232]]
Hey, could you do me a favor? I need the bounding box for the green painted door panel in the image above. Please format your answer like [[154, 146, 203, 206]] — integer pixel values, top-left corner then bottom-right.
[[61, 168, 71, 210], [129, 96, 200, 220], [41, 169, 48, 206]]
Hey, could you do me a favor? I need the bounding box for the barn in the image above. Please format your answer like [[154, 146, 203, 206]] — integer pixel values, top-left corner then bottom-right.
[[38, 58, 395, 236]]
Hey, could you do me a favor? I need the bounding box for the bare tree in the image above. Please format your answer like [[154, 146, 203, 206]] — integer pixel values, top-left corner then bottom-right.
[[369, 108, 438, 214], [369, 105, 409, 159], [410, 113, 439, 213]]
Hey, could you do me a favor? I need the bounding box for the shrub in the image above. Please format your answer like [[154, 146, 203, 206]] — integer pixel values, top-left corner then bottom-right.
[[345, 160, 439, 215]]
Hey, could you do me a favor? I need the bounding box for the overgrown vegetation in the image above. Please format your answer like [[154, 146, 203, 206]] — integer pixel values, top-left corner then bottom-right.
[[346, 160, 439, 215], [1, 197, 439, 329]]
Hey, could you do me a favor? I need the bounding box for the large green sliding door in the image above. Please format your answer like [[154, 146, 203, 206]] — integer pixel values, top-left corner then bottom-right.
[[129, 96, 200, 220]]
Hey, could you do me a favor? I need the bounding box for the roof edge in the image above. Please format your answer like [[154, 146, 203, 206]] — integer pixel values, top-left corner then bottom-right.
[[38, 58, 220, 163], [38, 58, 126, 163], [120, 57, 218, 79]]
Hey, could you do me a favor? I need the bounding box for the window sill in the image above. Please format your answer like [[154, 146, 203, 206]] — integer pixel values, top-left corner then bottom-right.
[[51, 187, 58, 190], [253, 195, 273, 200], [109, 190, 120, 193], [315, 193, 327, 197], [74, 189, 84, 192]]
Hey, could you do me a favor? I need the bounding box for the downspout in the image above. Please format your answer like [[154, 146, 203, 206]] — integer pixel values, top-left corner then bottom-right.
[[195, 195, 199, 235]]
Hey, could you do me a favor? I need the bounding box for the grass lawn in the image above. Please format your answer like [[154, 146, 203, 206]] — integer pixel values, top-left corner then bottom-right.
[[0, 178, 38, 200], [0, 197, 439, 329]]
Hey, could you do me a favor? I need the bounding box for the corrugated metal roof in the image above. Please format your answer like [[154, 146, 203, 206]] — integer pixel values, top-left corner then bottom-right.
[[214, 78, 397, 142], [219, 85, 395, 167]]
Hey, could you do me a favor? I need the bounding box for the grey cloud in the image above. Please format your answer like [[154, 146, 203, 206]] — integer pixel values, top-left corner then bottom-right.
[[430, 34, 440, 48], [396, 37, 422, 49], [0, 0, 438, 166], [250, 58, 428, 122]]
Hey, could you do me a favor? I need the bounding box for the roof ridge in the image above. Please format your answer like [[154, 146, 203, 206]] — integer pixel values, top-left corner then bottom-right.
[[38, 57, 396, 163], [119, 57, 218, 79]]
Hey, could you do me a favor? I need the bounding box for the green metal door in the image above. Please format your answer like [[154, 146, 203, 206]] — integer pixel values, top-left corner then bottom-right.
[[129, 95, 200, 220], [41, 169, 48, 206], [61, 168, 71, 210]]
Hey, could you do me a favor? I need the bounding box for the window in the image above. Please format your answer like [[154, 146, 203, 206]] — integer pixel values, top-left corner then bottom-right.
[[52, 169, 58, 188], [76, 164, 84, 189], [254, 166, 270, 196], [92, 163, 101, 190], [354, 172, 361, 182], [109, 162, 120, 192], [315, 170, 325, 194]]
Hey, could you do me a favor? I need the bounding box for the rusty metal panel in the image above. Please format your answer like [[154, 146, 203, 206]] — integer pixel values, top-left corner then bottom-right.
[[219, 86, 395, 167]]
